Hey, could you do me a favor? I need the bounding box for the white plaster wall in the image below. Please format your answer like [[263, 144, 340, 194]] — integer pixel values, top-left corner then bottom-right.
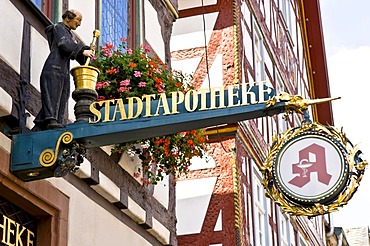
[[0, 0, 23, 74], [67, 0, 97, 44], [171, 12, 218, 51], [0, 132, 11, 153], [176, 177, 217, 235], [144, 0, 165, 62], [91, 172, 120, 203], [178, 0, 217, 10], [200, 54, 223, 88], [153, 175, 169, 209], [118, 152, 144, 185], [26, 110, 35, 129], [189, 155, 216, 171], [68, 60, 79, 122], [67, 99, 76, 122], [30, 27, 49, 91], [47, 177, 153, 246], [0, 88, 12, 117], [171, 57, 201, 77], [241, 1, 253, 66], [214, 210, 222, 231]]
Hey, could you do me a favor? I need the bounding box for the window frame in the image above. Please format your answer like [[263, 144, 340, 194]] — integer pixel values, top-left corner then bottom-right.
[[30, 0, 53, 20], [252, 166, 269, 246], [253, 22, 265, 83], [100, 0, 140, 48]]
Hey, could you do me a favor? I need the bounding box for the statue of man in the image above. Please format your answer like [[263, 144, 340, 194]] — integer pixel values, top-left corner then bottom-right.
[[33, 9, 94, 131]]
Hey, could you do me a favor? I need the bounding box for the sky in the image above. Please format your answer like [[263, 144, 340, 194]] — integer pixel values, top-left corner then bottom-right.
[[320, 0, 370, 228]]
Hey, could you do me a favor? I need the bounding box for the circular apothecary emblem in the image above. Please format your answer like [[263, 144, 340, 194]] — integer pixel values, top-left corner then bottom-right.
[[262, 122, 367, 216], [273, 132, 348, 205]]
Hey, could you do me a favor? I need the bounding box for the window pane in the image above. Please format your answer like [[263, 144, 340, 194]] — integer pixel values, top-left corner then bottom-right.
[[102, 0, 130, 47], [31, 0, 43, 9]]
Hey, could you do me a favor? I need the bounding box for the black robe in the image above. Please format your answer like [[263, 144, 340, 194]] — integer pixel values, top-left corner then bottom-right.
[[34, 22, 89, 129]]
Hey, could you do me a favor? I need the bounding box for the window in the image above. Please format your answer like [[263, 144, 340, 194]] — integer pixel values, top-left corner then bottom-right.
[[279, 0, 292, 32], [298, 234, 309, 246], [30, 0, 53, 19], [101, 0, 137, 47], [278, 210, 290, 246], [253, 167, 268, 246], [31, 0, 43, 9], [253, 24, 264, 82]]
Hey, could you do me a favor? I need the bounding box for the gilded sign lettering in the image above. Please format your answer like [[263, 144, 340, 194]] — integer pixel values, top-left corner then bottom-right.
[[89, 83, 274, 124], [0, 214, 35, 246]]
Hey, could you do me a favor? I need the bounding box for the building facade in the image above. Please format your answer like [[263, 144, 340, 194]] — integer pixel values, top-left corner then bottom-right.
[[172, 0, 334, 245], [0, 0, 179, 245], [0, 0, 336, 245]]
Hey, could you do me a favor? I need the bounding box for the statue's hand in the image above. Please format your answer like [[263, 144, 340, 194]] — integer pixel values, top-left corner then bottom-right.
[[83, 50, 94, 58], [90, 44, 96, 51]]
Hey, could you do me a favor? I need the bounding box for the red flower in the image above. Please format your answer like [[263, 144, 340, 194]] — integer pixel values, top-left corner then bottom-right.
[[93, 39, 206, 185], [107, 68, 119, 74]]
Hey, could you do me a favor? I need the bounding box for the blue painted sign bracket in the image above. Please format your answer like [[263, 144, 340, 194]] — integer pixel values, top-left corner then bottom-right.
[[10, 85, 288, 181]]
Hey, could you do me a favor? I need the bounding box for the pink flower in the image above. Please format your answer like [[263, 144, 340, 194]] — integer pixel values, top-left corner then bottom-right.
[[96, 81, 105, 90], [120, 79, 130, 86], [134, 71, 142, 77], [97, 96, 106, 101], [138, 82, 147, 87], [157, 88, 165, 93], [103, 50, 112, 58], [155, 68, 162, 74], [117, 87, 125, 93], [144, 45, 151, 53], [103, 81, 111, 86], [118, 87, 131, 93], [126, 48, 133, 55]]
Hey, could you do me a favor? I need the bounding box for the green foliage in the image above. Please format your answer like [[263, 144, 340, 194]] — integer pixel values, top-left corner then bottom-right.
[[93, 39, 207, 185]]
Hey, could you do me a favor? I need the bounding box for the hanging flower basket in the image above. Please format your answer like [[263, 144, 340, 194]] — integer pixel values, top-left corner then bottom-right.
[[93, 39, 207, 185]]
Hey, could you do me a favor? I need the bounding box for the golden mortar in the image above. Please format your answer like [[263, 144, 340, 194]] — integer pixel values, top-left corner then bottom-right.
[[70, 65, 100, 90]]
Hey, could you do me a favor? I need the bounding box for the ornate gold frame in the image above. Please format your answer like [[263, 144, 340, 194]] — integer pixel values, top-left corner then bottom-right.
[[261, 122, 367, 216]]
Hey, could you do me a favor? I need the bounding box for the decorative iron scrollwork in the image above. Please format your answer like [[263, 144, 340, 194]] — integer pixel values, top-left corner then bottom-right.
[[55, 141, 86, 177], [39, 131, 86, 177]]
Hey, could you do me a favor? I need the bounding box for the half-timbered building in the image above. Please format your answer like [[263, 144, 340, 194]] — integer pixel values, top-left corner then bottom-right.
[[0, 0, 178, 245], [172, 0, 334, 245], [0, 0, 336, 245]]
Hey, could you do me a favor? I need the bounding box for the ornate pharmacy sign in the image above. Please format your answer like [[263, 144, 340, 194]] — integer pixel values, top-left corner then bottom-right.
[[11, 83, 283, 181], [262, 122, 367, 216]]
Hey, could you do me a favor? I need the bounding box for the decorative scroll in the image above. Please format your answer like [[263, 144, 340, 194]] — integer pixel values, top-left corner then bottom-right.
[[39, 132, 74, 167]]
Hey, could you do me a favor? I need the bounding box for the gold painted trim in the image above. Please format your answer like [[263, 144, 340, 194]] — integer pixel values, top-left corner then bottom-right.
[[162, 0, 179, 19], [233, 0, 241, 84], [232, 156, 245, 246], [205, 126, 237, 136], [39, 132, 74, 167]]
